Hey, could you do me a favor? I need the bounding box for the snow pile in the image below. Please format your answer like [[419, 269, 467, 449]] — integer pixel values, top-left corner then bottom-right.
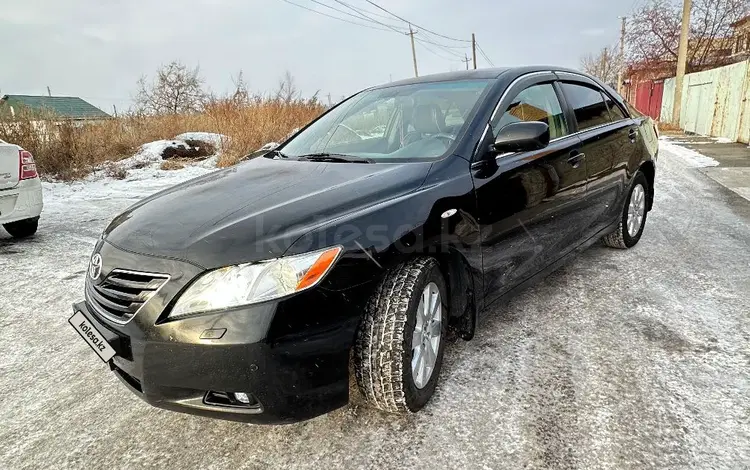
[[175, 132, 226, 149], [88, 132, 228, 177], [42, 133, 227, 208], [659, 137, 720, 168]]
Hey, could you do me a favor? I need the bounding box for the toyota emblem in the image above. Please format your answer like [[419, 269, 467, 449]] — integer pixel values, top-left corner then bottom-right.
[[89, 253, 103, 281]]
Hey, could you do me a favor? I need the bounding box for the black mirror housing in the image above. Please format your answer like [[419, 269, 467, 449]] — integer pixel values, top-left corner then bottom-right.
[[490, 121, 551, 154]]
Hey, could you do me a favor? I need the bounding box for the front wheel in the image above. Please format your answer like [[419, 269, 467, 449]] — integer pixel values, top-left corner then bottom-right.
[[3, 217, 39, 239], [602, 172, 649, 249], [354, 257, 448, 413]]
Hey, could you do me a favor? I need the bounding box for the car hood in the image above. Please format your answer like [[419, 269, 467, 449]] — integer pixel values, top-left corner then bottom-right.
[[103, 157, 431, 269]]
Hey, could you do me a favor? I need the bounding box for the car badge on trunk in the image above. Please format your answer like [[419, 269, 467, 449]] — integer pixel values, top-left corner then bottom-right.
[[89, 253, 103, 281]]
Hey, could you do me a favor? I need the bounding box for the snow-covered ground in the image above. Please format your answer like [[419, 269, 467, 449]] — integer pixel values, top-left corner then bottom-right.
[[659, 137, 720, 168], [1, 143, 749, 469]]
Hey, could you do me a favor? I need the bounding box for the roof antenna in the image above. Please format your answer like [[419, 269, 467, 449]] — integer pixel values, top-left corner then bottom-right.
[[47, 86, 52, 97]]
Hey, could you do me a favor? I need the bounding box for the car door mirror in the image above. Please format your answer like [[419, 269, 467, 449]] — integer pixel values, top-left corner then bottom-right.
[[490, 121, 550, 154]]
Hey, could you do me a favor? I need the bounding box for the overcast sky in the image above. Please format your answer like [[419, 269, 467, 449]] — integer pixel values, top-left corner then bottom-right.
[[0, 0, 632, 113]]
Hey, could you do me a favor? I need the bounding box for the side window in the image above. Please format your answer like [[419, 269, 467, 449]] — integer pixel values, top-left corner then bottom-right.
[[493, 83, 568, 140], [561, 83, 611, 131], [602, 93, 627, 121]]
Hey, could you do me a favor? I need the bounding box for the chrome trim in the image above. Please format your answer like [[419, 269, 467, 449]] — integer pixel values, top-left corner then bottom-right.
[[86, 269, 170, 326], [475, 70, 634, 162], [476, 71, 553, 160], [493, 121, 631, 163]]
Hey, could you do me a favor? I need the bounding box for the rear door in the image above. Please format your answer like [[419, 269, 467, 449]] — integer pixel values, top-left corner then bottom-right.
[[0, 143, 20, 190], [472, 74, 588, 306], [558, 76, 630, 234]]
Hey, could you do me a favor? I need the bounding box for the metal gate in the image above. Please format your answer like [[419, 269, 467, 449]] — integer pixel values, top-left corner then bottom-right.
[[634, 80, 664, 121]]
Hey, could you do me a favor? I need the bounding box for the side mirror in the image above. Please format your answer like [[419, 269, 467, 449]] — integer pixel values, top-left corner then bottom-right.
[[490, 121, 550, 154]]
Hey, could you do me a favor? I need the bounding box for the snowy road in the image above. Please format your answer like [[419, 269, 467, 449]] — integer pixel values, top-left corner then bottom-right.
[[1, 142, 749, 469]]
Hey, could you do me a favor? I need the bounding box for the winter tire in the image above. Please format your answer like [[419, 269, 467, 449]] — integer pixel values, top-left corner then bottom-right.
[[602, 171, 649, 249], [354, 257, 448, 413], [3, 217, 39, 239]]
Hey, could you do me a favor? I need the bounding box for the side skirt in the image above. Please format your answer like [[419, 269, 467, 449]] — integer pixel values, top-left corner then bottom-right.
[[478, 219, 620, 319]]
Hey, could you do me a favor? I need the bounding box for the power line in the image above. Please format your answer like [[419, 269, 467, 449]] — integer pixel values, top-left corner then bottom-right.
[[279, 0, 397, 33], [330, 0, 468, 60], [330, 0, 409, 35], [280, 0, 473, 71], [415, 37, 466, 59], [475, 42, 495, 67], [415, 40, 464, 62], [362, 0, 472, 43], [333, 0, 471, 57], [309, 0, 405, 30]]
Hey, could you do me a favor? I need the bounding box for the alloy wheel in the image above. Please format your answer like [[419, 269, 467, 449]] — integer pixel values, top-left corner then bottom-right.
[[411, 282, 442, 389], [627, 183, 646, 237]]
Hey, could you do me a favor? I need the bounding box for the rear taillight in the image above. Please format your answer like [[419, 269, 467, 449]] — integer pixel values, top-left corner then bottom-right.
[[19, 150, 38, 180]]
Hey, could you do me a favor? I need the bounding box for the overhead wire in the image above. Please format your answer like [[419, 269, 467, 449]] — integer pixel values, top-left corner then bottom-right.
[[279, 0, 397, 33], [280, 0, 476, 66], [362, 0, 472, 43], [330, 0, 470, 58], [309, 0, 406, 31], [475, 41, 495, 67]]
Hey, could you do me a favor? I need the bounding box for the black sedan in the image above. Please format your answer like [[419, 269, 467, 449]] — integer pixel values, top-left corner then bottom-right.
[[70, 66, 658, 424]]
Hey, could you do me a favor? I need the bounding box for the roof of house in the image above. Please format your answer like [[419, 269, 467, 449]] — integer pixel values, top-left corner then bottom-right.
[[0, 95, 111, 120]]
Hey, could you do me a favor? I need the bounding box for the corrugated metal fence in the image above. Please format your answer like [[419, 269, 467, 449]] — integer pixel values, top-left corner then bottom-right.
[[660, 60, 750, 144]]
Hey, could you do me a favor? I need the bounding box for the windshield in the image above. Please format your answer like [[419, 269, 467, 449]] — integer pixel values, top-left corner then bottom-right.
[[279, 79, 492, 161]]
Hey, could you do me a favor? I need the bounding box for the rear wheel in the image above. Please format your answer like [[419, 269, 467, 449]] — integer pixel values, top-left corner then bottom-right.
[[354, 257, 447, 413], [602, 172, 648, 249], [3, 217, 39, 238]]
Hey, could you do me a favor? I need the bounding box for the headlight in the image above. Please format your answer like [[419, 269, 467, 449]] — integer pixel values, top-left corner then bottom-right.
[[169, 246, 342, 319]]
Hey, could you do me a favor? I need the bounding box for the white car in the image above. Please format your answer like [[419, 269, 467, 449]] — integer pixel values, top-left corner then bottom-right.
[[0, 139, 43, 238]]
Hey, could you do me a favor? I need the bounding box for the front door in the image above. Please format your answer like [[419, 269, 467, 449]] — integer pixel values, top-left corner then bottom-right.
[[472, 78, 589, 307]]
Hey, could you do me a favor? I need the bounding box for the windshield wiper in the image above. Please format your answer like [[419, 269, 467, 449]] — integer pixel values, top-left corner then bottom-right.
[[296, 153, 374, 164]]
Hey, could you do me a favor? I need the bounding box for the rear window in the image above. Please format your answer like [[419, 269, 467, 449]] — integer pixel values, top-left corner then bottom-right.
[[603, 94, 627, 121], [561, 83, 611, 131]]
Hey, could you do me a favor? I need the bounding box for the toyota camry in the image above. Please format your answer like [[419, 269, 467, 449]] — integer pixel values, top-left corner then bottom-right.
[[70, 66, 658, 424]]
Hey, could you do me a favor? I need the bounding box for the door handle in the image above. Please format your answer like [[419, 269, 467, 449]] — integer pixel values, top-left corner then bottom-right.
[[628, 128, 638, 142], [567, 152, 585, 169]]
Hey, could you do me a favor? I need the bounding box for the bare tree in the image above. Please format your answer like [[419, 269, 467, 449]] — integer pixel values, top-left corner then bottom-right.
[[135, 61, 207, 114], [581, 46, 620, 87], [230, 70, 250, 105], [627, 0, 749, 72], [275, 71, 300, 103]]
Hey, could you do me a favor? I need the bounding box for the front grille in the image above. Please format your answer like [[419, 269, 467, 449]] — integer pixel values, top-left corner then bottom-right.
[[85, 269, 169, 324]]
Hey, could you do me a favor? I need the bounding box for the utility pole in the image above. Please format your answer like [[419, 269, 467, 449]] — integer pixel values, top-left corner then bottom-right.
[[46, 86, 52, 97], [673, 0, 692, 126], [462, 54, 471, 70], [407, 24, 419, 77], [617, 17, 626, 96], [471, 33, 477, 69]]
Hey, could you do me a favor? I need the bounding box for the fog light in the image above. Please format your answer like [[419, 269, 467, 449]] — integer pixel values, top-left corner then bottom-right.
[[233, 392, 251, 404]]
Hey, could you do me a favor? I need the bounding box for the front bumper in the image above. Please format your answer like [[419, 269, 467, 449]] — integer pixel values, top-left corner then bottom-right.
[[74, 298, 357, 424], [73, 241, 365, 424]]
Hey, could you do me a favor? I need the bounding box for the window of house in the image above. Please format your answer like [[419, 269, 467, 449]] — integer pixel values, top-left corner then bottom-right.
[[493, 83, 568, 140]]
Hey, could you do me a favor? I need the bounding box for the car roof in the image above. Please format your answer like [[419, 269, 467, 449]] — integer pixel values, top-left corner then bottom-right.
[[371, 66, 589, 89]]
